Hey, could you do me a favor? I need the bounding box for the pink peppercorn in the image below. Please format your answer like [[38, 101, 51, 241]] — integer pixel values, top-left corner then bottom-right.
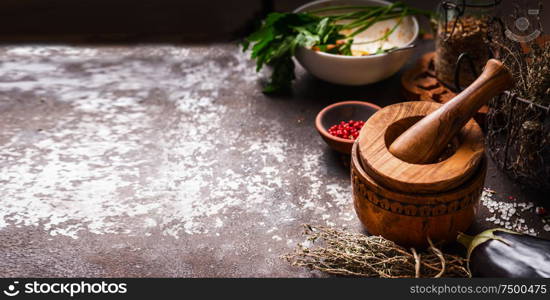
[[328, 120, 365, 140]]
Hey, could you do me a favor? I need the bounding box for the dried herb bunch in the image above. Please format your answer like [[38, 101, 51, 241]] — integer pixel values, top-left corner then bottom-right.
[[491, 0, 548, 104], [493, 39, 550, 105], [283, 225, 470, 278], [486, 12, 550, 191]]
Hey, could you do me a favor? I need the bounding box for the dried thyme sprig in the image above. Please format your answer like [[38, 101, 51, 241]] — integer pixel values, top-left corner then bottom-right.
[[495, 42, 550, 105], [491, 0, 550, 106], [282, 225, 470, 278]]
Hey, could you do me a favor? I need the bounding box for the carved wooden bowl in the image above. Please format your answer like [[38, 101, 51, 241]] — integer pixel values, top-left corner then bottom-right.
[[351, 101, 487, 248], [351, 140, 486, 248], [358, 101, 484, 194], [350, 60, 511, 247]]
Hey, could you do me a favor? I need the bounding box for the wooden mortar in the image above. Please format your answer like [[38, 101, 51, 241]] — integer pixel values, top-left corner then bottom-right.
[[351, 59, 513, 247]]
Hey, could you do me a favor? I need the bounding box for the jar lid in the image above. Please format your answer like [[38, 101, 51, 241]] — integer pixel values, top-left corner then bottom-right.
[[358, 101, 484, 194]]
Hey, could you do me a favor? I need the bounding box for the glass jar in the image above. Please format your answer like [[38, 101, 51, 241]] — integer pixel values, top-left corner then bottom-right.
[[434, 0, 501, 89]]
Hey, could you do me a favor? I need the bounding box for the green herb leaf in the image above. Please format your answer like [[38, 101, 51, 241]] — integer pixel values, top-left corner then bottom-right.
[[242, 4, 431, 93], [263, 55, 295, 93]]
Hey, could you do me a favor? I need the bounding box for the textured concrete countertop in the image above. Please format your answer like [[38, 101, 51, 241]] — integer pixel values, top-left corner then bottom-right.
[[0, 41, 547, 277]]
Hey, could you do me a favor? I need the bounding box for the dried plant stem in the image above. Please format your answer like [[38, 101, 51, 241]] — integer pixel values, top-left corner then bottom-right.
[[485, 8, 550, 191], [491, 37, 550, 105], [282, 225, 470, 278]]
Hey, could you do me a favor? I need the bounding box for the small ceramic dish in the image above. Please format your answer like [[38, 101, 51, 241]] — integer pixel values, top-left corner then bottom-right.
[[294, 0, 419, 86], [315, 100, 381, 154]]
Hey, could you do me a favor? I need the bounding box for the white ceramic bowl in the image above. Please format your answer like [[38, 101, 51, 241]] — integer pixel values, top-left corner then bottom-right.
[[294, 0, 419, 86]]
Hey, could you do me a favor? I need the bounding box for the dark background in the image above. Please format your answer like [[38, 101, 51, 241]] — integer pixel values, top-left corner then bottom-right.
[[0, 0, 547, 43]]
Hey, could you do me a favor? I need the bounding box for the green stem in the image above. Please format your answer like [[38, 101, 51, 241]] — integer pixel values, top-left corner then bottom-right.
[[354, 9, 406, 42], [347, 3, 401, 36], [457, 232, 474, 249], [330, 10, 375, 21], [349, 2, 395, 28], [341, 7, 385, 29]]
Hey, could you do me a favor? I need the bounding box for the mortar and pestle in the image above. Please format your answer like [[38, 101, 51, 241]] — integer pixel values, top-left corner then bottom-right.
[[351, 59, 514, 247]]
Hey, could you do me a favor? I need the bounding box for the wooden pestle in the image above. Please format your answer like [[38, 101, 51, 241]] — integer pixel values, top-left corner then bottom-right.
[[389, 59, 514, 164]]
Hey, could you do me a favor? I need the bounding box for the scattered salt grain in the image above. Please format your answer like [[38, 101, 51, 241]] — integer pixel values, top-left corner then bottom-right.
[[480, 188, 539, 235]]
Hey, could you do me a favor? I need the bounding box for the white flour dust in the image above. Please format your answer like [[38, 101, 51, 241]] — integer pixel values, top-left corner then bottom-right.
[[0, 45, 354, 239]]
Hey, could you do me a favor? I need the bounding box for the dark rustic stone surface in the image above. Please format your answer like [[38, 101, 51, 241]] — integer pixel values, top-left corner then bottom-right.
[[0, 39, 547, 277]]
